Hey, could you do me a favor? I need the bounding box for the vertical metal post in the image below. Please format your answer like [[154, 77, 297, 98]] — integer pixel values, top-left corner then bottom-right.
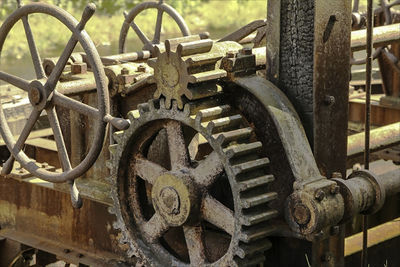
[[362, 0, 374, 266], [313, 0, 351, 266]]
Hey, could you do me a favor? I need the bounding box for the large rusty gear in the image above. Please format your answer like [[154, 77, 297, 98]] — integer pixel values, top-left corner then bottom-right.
[[108, 97, 278, 266]]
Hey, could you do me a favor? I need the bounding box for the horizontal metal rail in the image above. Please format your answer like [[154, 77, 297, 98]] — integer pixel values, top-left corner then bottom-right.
[[351, 23, 400, 51]]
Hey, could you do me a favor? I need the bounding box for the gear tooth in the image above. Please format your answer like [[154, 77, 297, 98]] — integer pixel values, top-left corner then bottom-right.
[[171, 99, 179, 110], [238, 175, 275, 192], [160, 98, 166, 109], [109, 144, 118, 155], [232, 157, 270, 175], [203, 114, 242, 134], [148, 99, 156, 111], [212, 127, 252, 146], [240, 225, 277, 243], [113, 131, 124, 144], [153, 87, 162, 99], [224, 142, 262, 159], [183, 103, 191, 116], [165, 97, 172, 109], [236, 239, 272, 259], [127, 110, 140, 121], [241, 192, 278, 209], [234, 253, 266, 266], [138, 103, 150, 115], [241, 209, 278, 226]]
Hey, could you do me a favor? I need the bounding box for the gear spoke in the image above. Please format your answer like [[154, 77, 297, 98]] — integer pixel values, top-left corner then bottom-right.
[[153, 9, 163, 43], [46, 36, 78, 91], [165, 121, 189, 170], [0, 72, 30, 92], [135, 156, 167, 184], [201, 194, 235, 236], [183, 225, 206, 265], [1, 109, 40, 175], [192, 151, 224, 187], [142, 212, 169, 243], [22, 16, 46, 79], [130, 21, 151, 45], [52, 91, 99, 118], [47, 106, 72, 171]]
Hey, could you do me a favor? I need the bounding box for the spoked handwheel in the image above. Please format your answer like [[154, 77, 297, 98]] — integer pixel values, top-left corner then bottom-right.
[[0, 3, 110, 208], [119, 0, 191, 54]]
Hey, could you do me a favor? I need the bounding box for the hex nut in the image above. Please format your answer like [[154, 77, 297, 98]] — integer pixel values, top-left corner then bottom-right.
[[315, 189, 325, 201], [71, 62, 87, 74]]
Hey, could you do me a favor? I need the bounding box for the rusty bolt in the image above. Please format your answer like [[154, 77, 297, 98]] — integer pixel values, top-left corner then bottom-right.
[[226, 51, 236, 58], [323, 95, 335, 106], [293, 204, 311, 225], [321, 253, 332, 262], [71, 62, 87, 74], [330, 226, 340, 236], [241, 47, 252, 55], [121, 68, 129, 75], [29, 87, 42, 105], [137, 65, 146, 72], [330, 184, 340, 195], [315, 189, 325, 201]]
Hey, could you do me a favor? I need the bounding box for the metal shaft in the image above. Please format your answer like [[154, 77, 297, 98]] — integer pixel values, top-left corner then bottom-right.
[[363, 0, 374, 265]]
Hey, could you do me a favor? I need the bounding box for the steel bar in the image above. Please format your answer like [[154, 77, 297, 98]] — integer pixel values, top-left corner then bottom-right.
[[362, 0, 374, 264], [345, 217, 400, 257], [347, 122, 400, 159], [351, 23, 400, 51]]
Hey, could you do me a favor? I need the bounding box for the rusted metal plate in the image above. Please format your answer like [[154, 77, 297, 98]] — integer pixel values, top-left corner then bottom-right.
[[0, 178, 125, 265]]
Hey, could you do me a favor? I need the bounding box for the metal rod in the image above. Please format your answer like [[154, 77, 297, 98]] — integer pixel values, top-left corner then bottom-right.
[[362, 0, 374, 265]]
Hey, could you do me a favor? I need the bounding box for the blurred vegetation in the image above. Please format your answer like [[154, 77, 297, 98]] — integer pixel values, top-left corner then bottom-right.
[[0, 0, 267, 59]]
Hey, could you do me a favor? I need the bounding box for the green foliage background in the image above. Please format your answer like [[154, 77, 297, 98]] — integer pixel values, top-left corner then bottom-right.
[[0, 0, 267, 59]]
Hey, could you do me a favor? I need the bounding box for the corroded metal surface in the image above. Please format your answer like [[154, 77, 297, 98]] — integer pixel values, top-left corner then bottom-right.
[[109, 98, 277, 266]]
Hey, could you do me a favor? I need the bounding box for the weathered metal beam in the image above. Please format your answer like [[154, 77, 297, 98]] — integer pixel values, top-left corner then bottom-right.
[[265, 0, 280, 85], [312, 1, 352, 266], [347, 122, 400, 159], [351, 23, 400, 51], [345, 217, 400, 257]]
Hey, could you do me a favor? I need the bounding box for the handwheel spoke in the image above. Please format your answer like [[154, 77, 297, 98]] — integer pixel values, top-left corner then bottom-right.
[[130, 21, 151, 45], [22, 16, 46, 79], [1, 109, 40, 175], [153, 9, 163, 43], [201, 194, 235, 236], [52, 91, 99, 118], [165, 121, 189, 170], [142, 212, 169, 243], [135, 157, 167, 184], [192, 151, 224, 187], [46, 36, 78, 90], [0, 71, 30, 91], [183, 225, 206, 265], [47, 107, 72, 171]]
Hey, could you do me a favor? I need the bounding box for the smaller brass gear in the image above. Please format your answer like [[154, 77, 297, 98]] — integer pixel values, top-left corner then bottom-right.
[[148, 37, 242, 109]]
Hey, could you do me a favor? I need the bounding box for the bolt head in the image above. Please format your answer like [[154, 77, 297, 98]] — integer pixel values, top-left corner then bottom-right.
[[71, 62, 87, 74], [121, 67, 129, 75], [137, 65, 146, 72], [241, 47, 252, 55], [293, 204, 311, 225], [330, 184, 340, 194], [226, 51, 236, 58], [315, 189, 325, 201], [323, 95, 335, 106], [29, 87, 42, 105]]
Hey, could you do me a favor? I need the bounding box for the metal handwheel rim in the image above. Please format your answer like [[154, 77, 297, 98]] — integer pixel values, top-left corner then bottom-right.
[[119, 1, 191, 54], [0, 3, 109, 183]]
